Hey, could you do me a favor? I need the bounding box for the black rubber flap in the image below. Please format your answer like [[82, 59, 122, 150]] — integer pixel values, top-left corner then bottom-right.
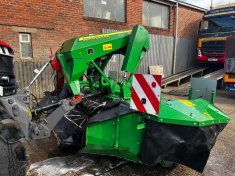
[[54, 101, 134, 148], [88, 102, 135, 124], [138, 119, 227, 172], [54, 109, 87, 149]]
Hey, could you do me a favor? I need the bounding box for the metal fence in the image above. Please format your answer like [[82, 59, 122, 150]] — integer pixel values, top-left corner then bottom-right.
[[13, 31, 198, 98], [103, 28, 199, 78], [14, 60, 54, 98], [175, 37, 198, 73]]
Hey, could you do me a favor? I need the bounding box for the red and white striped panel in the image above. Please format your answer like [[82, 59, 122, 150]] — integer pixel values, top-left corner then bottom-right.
[[130, 74, 162, 116]]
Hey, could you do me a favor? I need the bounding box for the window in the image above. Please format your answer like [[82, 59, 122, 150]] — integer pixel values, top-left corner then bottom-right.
[[83, 0, 125, 22], [19, 33, 33, 58], [143, 1, 169, 29]]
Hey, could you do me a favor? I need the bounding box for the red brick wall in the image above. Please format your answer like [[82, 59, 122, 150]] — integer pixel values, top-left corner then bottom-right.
[[0, 0, 204, 60], [178, 5, 204, 38]]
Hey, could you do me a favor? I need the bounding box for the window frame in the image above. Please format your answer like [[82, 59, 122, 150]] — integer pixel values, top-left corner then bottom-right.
[[142, 0, 170, 30], [83, 0, 126, 23], [19, 33, 33, 59]]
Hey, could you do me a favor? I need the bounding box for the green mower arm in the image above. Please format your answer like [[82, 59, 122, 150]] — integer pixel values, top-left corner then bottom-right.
[[55, 25, 149, 96]]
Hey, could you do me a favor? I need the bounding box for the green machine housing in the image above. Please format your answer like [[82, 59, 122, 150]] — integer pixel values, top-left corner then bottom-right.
[[53, 25, 229, 172]]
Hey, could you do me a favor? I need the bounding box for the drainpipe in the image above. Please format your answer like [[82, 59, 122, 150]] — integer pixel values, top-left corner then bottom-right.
[[172, 0, 179, 74]]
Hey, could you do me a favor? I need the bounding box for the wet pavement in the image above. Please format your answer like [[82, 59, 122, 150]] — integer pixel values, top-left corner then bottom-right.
[[27, 90, 235, 176]]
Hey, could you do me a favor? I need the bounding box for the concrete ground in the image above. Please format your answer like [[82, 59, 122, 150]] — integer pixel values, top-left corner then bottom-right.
[[27, 90, 235, 176]]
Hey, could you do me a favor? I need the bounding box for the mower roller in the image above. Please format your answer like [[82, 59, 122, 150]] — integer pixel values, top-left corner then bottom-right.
[[0, 25, 229, 176]]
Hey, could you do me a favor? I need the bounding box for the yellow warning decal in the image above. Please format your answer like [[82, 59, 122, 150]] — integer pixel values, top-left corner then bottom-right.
[[179, 100, 196, 107], [103, 43, 112, 51], [78, 30, 131, 42]]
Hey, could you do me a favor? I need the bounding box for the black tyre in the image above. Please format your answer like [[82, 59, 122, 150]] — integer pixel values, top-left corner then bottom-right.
[[0, 120, 29, 176]]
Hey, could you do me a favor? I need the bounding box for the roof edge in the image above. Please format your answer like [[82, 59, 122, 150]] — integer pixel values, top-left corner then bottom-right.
[[167, 0, 207, 12]]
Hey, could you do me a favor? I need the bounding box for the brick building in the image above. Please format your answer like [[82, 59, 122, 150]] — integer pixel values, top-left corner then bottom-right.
[[0, 0, 205, 79]]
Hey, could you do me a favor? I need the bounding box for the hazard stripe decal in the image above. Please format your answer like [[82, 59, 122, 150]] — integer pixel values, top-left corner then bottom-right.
[[131, 87, 147, 113], [130, 74, 162, 116], [153, 75, 162, 89], [135, 74, 160, 113], [132, 76, 156, 113], [143, 74, 161, 101]]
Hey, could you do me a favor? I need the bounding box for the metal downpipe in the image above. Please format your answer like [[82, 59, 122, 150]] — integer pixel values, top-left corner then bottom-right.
[[172, 1, 179, 74]]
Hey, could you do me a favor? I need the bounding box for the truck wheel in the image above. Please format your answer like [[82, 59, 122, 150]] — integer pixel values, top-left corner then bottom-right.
[[0, 120, 29, 176]]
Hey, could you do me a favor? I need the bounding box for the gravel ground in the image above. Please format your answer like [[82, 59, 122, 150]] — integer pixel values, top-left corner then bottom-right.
[[27, 90, 235, 176]]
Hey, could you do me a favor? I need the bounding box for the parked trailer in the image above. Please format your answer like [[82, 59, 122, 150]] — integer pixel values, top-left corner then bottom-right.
[[224, 37, 235, 92]]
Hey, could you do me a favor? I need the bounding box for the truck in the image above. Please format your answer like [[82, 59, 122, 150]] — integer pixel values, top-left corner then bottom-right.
[[224, 36, 235, 92], [197, 3, 235, 63], [0, 25, 230, 176]]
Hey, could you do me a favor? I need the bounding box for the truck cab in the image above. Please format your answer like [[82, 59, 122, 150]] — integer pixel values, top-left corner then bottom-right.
[[197, 4, 235, 63]]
